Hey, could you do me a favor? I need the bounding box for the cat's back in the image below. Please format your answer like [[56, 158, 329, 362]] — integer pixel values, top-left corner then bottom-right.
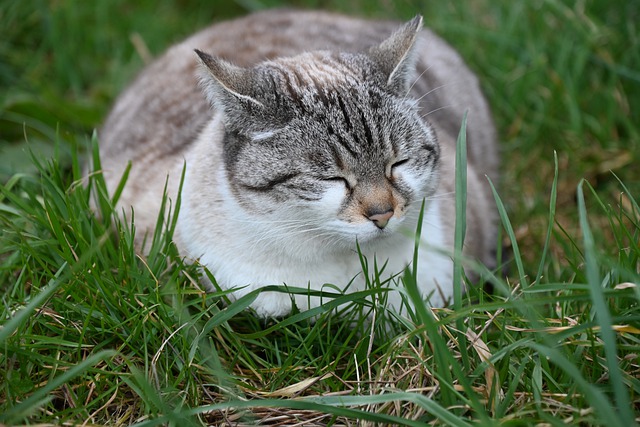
[[99, 9, 496, 189]]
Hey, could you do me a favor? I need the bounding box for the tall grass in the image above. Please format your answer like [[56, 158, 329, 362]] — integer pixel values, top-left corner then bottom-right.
[[1, 0, 639, 425]]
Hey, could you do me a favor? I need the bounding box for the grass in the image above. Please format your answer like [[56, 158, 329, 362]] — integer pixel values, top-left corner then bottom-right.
[[1, 0, 639, 425]]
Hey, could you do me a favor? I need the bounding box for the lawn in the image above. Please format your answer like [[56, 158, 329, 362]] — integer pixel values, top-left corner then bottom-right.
[[1, 0, 639, 425]]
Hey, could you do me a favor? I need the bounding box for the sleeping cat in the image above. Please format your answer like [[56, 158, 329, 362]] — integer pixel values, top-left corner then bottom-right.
[[97, 10, 498, 318]]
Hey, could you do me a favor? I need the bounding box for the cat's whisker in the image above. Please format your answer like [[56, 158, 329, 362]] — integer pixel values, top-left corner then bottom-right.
[[226, 216, 310, 226], [412, 80, 458, 104], [246, 221, 335, 253], [246, 223, 312, 248], [421, 104, 453, 119], [424, 192, 456, 201], [403, 64, 435, 101]]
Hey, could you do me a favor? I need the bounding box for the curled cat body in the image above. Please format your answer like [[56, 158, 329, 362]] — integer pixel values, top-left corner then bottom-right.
[[98, 10, 498, 318]]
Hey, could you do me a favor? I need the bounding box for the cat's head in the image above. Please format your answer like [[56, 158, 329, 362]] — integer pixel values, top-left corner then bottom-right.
[[195, 16, 440, 248]]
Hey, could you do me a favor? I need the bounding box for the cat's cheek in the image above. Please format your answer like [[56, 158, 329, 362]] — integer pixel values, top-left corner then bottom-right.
[[395, 169, 433, 198], [318, 185, 347, 214]]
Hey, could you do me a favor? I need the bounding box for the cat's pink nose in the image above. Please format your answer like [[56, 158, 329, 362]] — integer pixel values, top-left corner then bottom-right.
[[367, 209, 394, 229]]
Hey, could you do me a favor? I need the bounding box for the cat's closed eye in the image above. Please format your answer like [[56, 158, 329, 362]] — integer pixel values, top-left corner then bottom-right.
[[388, 158, 410, 177], [391, 158, 410, 170], [324, 176, 352, 191]]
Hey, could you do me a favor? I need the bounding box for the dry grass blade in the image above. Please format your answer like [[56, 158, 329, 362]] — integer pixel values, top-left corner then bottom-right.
[[465, 329, 503, 413], [256, 373, 334, 398]]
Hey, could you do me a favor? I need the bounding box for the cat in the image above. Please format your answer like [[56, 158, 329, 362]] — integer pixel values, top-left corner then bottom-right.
[[96, 9, 499, 318]]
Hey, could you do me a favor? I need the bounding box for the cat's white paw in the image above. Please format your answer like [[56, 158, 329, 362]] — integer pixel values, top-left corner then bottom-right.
[[250, 292, 293, 318]]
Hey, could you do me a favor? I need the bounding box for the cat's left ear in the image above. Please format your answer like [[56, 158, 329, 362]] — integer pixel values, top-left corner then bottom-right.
[[369, 15, 423, 96]]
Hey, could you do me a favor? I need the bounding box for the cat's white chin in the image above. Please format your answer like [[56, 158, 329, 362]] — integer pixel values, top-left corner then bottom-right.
[[353, 222, 404, 243], [317, 217, 406, 250]]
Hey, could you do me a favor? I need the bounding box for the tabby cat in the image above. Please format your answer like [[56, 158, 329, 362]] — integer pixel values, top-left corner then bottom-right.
[[97, 10, 498, 317]]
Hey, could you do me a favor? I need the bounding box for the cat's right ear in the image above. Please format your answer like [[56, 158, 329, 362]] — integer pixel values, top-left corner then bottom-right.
[[195, 49, 265, 121]]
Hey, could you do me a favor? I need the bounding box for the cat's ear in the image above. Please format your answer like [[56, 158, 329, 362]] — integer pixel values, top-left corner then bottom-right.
[[195, 49, 265, 129], [368, 15, 423, 96]]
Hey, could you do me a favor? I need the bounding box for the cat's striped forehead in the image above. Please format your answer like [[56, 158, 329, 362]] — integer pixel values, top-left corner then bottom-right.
[[262, 52, 364, 97], [248, 51, 424, 165]]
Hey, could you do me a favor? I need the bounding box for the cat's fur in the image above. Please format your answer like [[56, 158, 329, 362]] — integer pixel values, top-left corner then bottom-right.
[[97, 10, 498, 317]]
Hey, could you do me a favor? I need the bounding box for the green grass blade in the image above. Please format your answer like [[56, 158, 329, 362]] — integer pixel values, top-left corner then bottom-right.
[[528, 342, 626, 427], [453, 111, 468, 308], [306, 393, 475, 426], [0, 350, 116, 424], [135, 392, 475, 427], [0, 262, 68, 345], [123, 365, 202, 427], [453, 111, 470, 372], [403, 197, 489, 421], [535, 151, 559, 285], [576, 180, 634, 425], [488, 177, 529, 289], [403, 202, 455, 407]]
